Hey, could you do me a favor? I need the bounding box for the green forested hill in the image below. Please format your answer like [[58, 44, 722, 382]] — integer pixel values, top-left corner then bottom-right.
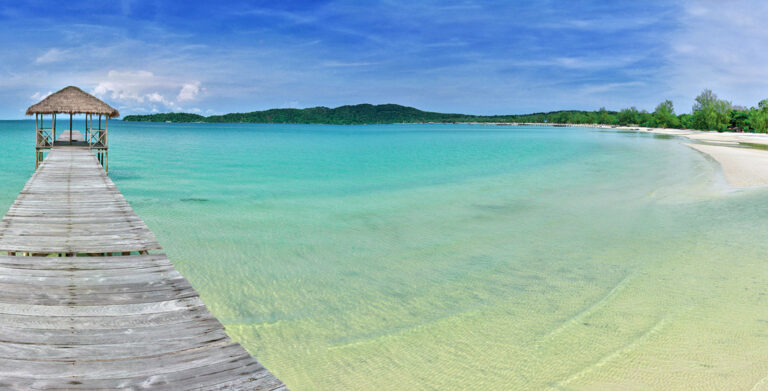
[[122, 91, 768, 133], [122, 103, 622, 125], [122, 104, 478, 124]]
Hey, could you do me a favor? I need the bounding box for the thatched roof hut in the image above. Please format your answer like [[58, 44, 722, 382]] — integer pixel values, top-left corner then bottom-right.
[[26, 86, 119, 117]]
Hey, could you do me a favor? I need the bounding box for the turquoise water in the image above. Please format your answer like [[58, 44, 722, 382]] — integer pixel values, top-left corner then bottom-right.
[[1, 121, 768, 389]]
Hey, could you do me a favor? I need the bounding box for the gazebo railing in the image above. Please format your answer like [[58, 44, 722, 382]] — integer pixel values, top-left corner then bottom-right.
[[88, 129, 107, 148], [87, 114, 107, 148], [36, 128, 53, 148], [35, 114, 54, 149]]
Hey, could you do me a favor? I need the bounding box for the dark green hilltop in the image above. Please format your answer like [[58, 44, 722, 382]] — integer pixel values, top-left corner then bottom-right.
[[122, 103, 616, 125], [122, 90, 768, 132]]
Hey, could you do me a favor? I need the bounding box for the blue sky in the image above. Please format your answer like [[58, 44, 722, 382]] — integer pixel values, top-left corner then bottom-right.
[[0, 0, 766, 118]]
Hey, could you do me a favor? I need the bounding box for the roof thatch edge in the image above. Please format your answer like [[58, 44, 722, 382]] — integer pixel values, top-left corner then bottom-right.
[[26, 86, 120, 117]]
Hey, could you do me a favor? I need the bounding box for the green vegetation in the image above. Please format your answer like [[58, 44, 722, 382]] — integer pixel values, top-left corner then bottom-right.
[[124, 104, 625, 125], [123, 105, 473, 125], [748, 100, 768, 132], [653, 100, 680, 129], [691, 89, 731, 131], [124, 112, 206, 122], [124, 104, 627, 125], [122, 91, 768, 132]]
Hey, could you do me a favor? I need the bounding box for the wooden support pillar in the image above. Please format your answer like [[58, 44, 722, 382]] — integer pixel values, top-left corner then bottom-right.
[[105, 116, 109, 173], [69, 113, 73, 144], [35, 114, 40, 170]]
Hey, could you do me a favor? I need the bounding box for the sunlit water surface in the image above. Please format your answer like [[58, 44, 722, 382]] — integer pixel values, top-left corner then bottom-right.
[[1, 121, 767, 390]]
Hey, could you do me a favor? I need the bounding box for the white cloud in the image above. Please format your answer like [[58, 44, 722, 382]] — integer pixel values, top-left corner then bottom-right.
[[92, 70, 157, 103], [177, 81, 201, 101], [580, 81, 645, 96], [35, 48, 68, 64], [505, 56, 642, 71], [665, 1, 768, 108], [91, 70, 202, 111], [30, 91, 53, 101], [321, 61, 377, 67], [147, 92, 167, 103]]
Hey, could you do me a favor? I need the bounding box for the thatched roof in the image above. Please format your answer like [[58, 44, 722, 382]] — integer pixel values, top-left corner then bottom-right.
[[26, 86, 119, 117]]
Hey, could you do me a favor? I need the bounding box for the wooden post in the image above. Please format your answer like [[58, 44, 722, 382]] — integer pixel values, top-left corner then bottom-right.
[[105, 116, 109, 173], [35, 114, 39, 170], [53, 113, 56, 143], [69, 113, 73, 144]]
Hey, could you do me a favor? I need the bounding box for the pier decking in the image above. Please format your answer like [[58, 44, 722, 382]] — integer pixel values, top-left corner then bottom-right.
[[55, 130, 85, 144], [0, 148, 159, 254], [0, 147, 286, 389]]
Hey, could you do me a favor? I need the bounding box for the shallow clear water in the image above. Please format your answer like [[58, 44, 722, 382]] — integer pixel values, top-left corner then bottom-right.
[[1, 121, 768, 390]]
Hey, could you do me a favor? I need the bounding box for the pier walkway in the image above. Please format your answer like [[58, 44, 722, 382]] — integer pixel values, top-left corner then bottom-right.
[[0, 148, 286, 390], [56, 130, 85, 143]]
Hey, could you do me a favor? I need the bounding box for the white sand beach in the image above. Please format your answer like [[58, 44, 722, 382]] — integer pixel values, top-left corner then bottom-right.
[[494, 123, 768, 187], [608, 126, 768, 187], [686, 143, 768, 187]]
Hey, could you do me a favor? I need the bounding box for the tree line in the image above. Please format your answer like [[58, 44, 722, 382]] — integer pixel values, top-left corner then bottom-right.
[[122, 90, 768, 131], [613, 89, 768, 132]]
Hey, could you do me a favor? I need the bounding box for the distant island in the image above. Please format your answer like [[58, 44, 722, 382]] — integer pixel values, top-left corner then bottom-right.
[[122, 104, 572, 125], [122, 90, 768, 133]]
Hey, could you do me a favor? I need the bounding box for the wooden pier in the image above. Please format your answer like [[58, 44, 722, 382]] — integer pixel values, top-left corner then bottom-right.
[[0, 87, 287, 389]]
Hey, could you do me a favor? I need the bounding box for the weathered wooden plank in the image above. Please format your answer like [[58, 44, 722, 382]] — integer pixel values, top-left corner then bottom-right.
[[0, 254, 171, 270], [0, 342, 251, 378], [0, 253, 286, 389], [0, 361, 285, 391], [0, 305, 214, 330], [0, 146, 286, 389], [0, 147, 161, 253]]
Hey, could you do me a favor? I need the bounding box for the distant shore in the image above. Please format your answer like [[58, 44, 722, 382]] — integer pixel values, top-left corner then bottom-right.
[[463, 122, 768, 188], [590, 124, 768, 188]]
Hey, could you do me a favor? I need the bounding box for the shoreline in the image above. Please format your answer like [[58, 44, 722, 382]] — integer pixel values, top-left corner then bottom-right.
[[596, 125, 768, 188], [467, 122, 768, 188]]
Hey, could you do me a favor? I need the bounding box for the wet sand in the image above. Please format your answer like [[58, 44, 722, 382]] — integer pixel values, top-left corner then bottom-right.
[[686, 143, 768, 187], [605, 126, 768, 187]]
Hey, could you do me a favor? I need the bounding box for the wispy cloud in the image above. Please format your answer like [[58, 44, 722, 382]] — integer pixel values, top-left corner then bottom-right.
[[0, 1, 762, 117], [321, 61, 377, 68], [30, 91, 52, 101], [580, 81, 646, 96], [663, 0, 768, 107], [91, 70, 202, 112], [177, 81, 202, 101], [35, 48, 68, 64]]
